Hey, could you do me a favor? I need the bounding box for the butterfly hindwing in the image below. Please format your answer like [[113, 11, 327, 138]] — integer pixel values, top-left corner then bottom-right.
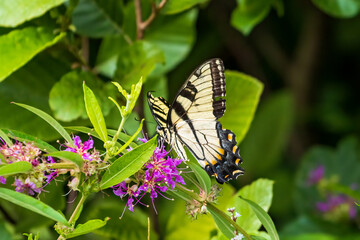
[[147, 58, 244, 183]]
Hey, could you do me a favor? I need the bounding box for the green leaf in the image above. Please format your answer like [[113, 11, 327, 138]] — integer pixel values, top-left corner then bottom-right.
[[187, 161, 211, 194], [207, 206, 235, 239], [146, 9, 197, 76], [0, 53, 70, 141], [230, 179, 274, 233], [240, 91, 294, 175], [83, 83, 108, 142], [221, 71, 263, 144], [46, 151, 84, 168], [100, 137, 157, 189], [0, 0, 66, 27], [0, 129, 12, 146], [72, 0, 124, 38], [66, 218, 108, 238], [230, 0, 273, 35], [95, 35, 127, 78], [1, 129, 58, 153], [49, 70, 114, 122], [162, 0, 208, 14], [13, 103, 73, 144], [240, 198, 279, 240], [0, 188, 69, 226], [312, 0, 360, 18], [0, 162, 33, 176], [0, 27, 65, 82], [115, 41, 165, 89]]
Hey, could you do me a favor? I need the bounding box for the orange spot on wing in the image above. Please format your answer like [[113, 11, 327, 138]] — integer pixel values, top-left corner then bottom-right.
[[228, 134, 233, 141], [210, 159, 218, 165], [233, 170, 243, 175], [224, 175, 229, 179], [218, 148, 225, 155], [232, 146, 237, 153], [235, 158, 241, 165]]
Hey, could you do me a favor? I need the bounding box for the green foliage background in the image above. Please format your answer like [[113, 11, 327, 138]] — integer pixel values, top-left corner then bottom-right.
[[0, 0, 360, 239]]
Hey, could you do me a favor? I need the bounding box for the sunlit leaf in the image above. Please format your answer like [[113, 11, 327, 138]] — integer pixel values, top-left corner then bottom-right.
[[83, 83, 108, 142], [221, 71, 263, 144], [208, 206, 235, 239], [0, 0, 66, 27], [100, 137, 157, 189], [66, 218, 108, 238], [162, 0, 208, 14], [0, 27, 65, 82], [0, 129, 12, 146], [187, 160, 211, 194], [240, 198, 279, 240], [0, 188, 69, 226], [228, 179, 274, 233], [312, 0, 360, 18]]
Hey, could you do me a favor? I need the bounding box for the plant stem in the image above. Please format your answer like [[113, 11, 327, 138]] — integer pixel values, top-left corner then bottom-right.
[[112, 116, 127, 146], [56, 193, 87, 240], [207, 203, 252, 240], [48, 163, 77, 169], [69, 193, 87, 224]]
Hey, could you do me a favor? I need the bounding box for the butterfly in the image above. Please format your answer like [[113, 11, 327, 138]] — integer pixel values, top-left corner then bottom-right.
[[147, 58, 244, 183]]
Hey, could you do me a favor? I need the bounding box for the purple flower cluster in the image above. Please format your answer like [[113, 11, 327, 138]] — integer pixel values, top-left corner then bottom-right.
[[112, 139, 185, 213], [0, 141, 58, 195], [316, 194, 357, 219], [307, 165, 358, 220], [65, 136, 103, 176], [307, 165, 324, 186]]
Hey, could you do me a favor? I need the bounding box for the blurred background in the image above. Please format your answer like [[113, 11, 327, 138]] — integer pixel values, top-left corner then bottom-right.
[[0, 0, 359, 239]]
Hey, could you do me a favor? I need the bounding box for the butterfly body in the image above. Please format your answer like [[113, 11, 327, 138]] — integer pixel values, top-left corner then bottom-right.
[[147, 58, 244, 183]]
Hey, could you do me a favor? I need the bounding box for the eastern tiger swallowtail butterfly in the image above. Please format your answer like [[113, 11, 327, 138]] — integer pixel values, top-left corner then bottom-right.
[[147, 58, 244, 183]]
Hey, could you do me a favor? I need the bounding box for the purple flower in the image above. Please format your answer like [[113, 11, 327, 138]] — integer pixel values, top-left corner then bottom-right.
[[0, 176, 6, 184], [137, 137, 148, 143], [14, 177, 41, 195], [316, 194, 357, 219], [112, 142, 185, 213], [307, 165, 324, 186], [47, 156, 56, 163], [65, 136, 95, 161], [112, 182, 141, 212]]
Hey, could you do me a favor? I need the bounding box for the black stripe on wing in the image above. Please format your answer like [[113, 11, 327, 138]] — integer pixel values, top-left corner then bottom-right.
[[169, 58, 227, 127], [210, 59, 226, 119], [204, 122, 244, 184], [147, 92, 170, 128]]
